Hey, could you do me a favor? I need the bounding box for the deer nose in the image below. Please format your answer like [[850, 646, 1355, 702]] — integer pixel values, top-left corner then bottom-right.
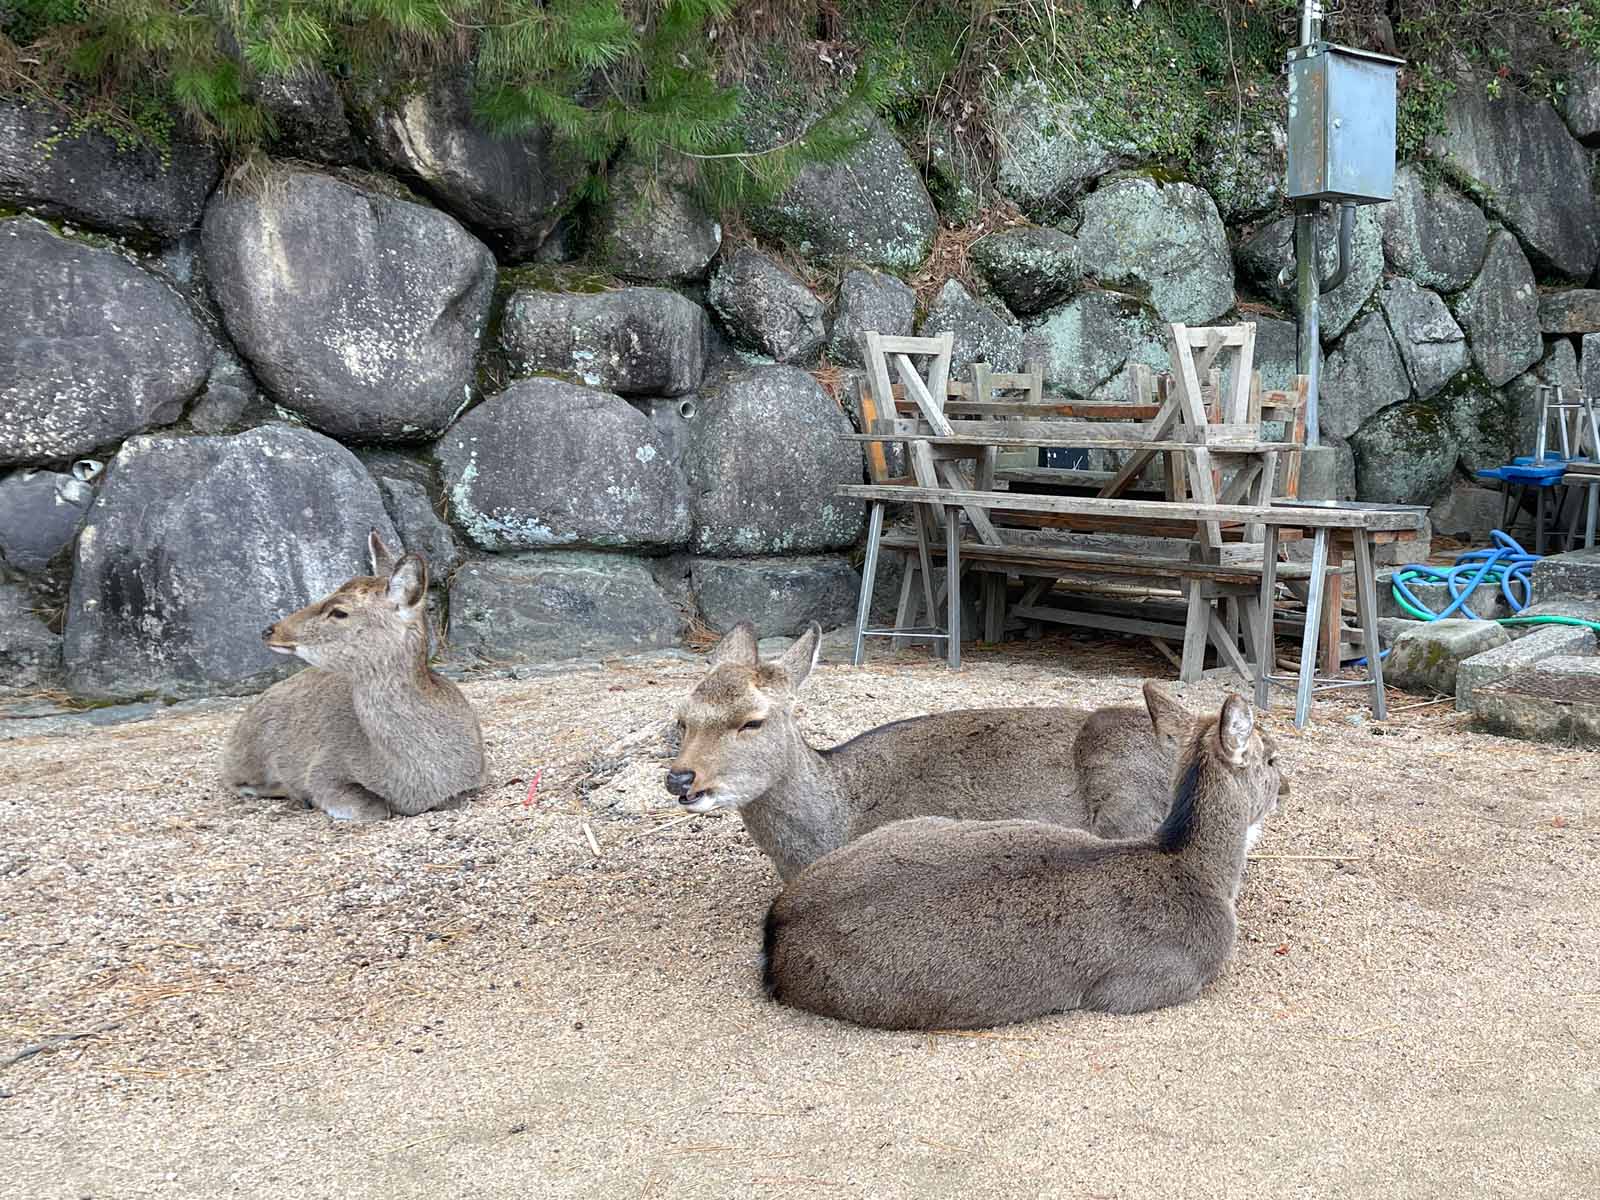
[[262, 623, 277, 641], [665, 768, 697, 798]]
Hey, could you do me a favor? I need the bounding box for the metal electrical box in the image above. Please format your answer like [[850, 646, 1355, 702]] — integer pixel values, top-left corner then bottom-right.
[[1286, 43, 1403, 204]]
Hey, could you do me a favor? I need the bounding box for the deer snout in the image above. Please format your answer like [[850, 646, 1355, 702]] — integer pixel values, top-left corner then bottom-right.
[[262, 623, 277, 642], [665, 768, 698, 799]]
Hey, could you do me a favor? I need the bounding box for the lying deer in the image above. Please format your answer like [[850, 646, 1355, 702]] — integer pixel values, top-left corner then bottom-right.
[[761, 688, 1286, 1030], [222, 531, 485, 822], [665, 622, 1190, 879]]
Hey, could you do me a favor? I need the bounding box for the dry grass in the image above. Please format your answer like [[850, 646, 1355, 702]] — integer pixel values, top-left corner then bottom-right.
[[4, 634, 1598, 1197], [908, 198, 1028, 310]]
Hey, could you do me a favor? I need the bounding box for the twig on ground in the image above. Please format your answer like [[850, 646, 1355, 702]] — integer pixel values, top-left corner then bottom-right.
[[582, 823, 602, 858], [1, 1019, 122, 1071]]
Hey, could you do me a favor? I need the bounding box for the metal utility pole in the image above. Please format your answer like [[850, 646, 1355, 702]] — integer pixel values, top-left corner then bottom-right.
[[1284, 0, 1402, 451]]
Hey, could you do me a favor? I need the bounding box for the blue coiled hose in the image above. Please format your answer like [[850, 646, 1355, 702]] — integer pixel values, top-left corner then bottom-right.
[[1349, 530, 1600, 666]]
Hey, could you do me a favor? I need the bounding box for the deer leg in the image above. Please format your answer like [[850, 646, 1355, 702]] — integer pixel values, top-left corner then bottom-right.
[[310, 780, 391, 823]]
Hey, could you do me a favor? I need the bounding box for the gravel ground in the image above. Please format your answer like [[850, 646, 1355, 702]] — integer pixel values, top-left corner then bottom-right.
[[3, 634, 1598, 1199]]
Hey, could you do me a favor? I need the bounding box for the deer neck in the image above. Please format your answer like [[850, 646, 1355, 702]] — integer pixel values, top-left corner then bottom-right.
[[737, 724, 851, 881], [1166, 759, 1253, 898], [347, 627, 450, 757]]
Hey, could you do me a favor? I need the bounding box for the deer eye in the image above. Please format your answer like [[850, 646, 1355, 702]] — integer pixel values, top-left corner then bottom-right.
[[329, 607, 349, 620], [740, 719, 765, 733]]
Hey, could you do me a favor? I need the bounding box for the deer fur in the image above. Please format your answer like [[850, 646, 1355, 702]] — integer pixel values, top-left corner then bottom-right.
[[760, 688, 1286, 1031], [665, 621, 1191, 880], [221, 531, 485, 822]]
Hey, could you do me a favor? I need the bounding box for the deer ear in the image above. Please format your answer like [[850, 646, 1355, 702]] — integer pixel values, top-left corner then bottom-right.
[[386, 553, 428, 609], [1216, 694, 1255, 765], [767, 622, 821, 693], [368, 528, 397, 577], [1142, 682, 1190, 750], [707, 620, 759, 668]]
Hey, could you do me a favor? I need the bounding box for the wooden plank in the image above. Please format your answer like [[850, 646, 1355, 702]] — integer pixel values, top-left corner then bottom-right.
[[878, 536, 1288, 582], [870, 334, 958, 355], [838, 483, 1429, 530], [1227, 322, 1257, 424], [944, 418, 1155, 442], [1167, 323, 1223, 547], [1180, 325, 1249, 348], [853, 375, 895, 484], [997, 467, 1164, 492], [1014, 603, 1189, 641], [838, 433, 1305, 452], [892, 398, 1163, 419]]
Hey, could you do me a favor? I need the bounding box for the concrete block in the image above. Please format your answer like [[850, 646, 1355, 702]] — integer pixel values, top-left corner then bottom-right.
[[1530, 546, 1600, 600], [1376, 572, 1508, 621], [1455, 623, 1596, 711], [1507, 599, 1600, 635], [1386, 619, 1509, 696], [1472, 655, 1600, 745]]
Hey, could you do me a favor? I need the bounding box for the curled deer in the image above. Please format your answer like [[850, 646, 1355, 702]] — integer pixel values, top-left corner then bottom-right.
[[761, 688, 1287, 1031], [665, 621, 1192, 879], [221, 530, 485, 822]]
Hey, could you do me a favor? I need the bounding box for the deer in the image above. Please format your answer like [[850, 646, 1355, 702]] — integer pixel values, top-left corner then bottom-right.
[[221, 530, 485, 822], [664, 621, 1192, 880], [760, 688, 1287, 1031]]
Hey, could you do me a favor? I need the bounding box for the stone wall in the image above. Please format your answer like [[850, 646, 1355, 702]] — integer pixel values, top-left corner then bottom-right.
[[4, 64, 1600, 700]]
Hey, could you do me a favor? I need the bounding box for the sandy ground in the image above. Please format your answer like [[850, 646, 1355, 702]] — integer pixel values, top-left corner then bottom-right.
[[2, 633, 1598, 1200]]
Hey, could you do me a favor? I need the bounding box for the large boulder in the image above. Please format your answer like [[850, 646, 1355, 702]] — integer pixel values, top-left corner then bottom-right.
[[1584, 334, 1600, 406], [256, 69, 362, 166], [1027, 290, 1163, 399], [1378, 278, 1469, 400], [692, 555, 860, 637], [707, 247, 827, 365], [203, 168, 495, 442], [1375, 165, 1489, 294], [593, 157, 721, 283], [827, 269, 917, 365], [1236, 206, 1382, 341], [0, 219, 211, 466], [377, 478, 463, 580], [63, 425, 397, 701], [1315, 312, 1411, 439], [1560, 63, 1600, 144], [1537, 290, 1600, 335], [1452, 230, 1542, 387], [1507, 341, 1583, 459], [1349, 402, 1459, 505], [1192, 119, 1286, 222], [747, 118, 936, 271], [1428, 482, 1507, 543], [447, 552, 684, 664], [0, 575, 61, 693], [501, 286, 707, 396], [435, 378, 689, 552], [970, 226, 1083, 317], [0, 98, 222, 242], [992, 83, 1126, 220], [1446, 379, 1517, 475], [0, 468, 94, 576], [1429, 81, 1600, 279], [1076, 176, 1234, 325], [919, 120, 984, 226], [918, 280, 1025, 372], [1253, 317, 1303, 393], [684, 367, 864, 555], [362, 70, 581, 259]]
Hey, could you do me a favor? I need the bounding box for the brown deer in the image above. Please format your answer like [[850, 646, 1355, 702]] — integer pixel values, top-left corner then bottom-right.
[[760, 688, 1286, 1030], [221, 531, 485, 822], [665, 621, 1191, 879]]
